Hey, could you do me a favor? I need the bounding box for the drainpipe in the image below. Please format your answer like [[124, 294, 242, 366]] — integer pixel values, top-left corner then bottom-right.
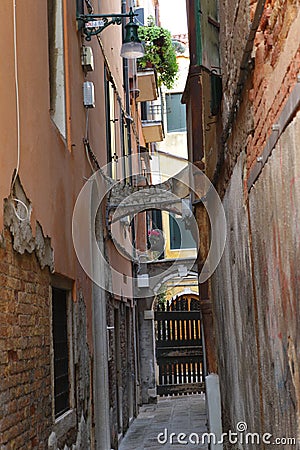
[[122, 0, 133, 181], [122, 0, 136, 257], [122, 0, 140, 408]]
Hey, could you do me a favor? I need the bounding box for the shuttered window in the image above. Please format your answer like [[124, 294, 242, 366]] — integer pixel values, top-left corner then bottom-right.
[[52, 287, 70, 418], [169, 213, 196, 250], [166, 93, 186, 133]]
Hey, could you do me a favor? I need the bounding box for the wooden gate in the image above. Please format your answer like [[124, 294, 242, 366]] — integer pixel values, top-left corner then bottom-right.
[[154, 296, 205, 396]]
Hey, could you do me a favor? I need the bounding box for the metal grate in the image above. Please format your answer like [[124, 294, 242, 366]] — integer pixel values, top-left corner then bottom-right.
[[52, 288, 70, 417]]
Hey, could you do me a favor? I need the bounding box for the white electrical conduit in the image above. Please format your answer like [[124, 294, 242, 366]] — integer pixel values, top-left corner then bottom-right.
[[12, 0, 30, 222]]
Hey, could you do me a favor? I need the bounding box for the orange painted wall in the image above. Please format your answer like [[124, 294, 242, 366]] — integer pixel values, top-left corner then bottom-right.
[[0, 0, 139, 344]]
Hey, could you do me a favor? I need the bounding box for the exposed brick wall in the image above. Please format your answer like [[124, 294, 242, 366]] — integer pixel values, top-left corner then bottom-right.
[[0, 229, 52, 448], [219, 0, 251, 125], [247, 2, 300, 174], [215, 1, 300, 196], [248, 45, 300, 172]]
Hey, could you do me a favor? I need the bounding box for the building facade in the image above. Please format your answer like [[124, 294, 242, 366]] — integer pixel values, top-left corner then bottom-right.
[[0, 0, 160, 449], [185, 0, 300, 446]]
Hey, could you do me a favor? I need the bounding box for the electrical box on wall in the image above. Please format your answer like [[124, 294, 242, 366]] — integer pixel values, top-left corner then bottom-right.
[[81, 46, 94, 72], [137, 274, 149, 288], [83, 81, 95, 108]]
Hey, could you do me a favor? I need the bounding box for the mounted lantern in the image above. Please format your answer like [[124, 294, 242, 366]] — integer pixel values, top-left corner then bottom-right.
[[120, 10, 144, 59], [77, 6, 145, 59]]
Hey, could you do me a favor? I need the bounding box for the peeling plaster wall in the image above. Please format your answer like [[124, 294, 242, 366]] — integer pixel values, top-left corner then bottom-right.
[[4, 178, 54, 272], [212, 116, 300, 448], [212, 153, 261, 448], [185, 0, 300, 446], [249, 111, 300, 442], [0, 179, 92, 449]]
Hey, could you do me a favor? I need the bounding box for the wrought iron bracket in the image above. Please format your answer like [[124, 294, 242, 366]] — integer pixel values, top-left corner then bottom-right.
[[77, 7, 137, 41]]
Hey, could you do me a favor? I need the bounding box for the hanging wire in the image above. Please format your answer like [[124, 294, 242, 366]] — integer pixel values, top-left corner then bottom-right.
[[12, 0, 30, 222], [84, 108, 98, 173], [12, 0, 20, 189], [13, 198, 30, 222]]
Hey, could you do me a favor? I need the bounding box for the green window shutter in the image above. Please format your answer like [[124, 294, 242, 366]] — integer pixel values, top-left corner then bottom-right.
[[166, 93, 187, 133], [169, 214, 196, 250]]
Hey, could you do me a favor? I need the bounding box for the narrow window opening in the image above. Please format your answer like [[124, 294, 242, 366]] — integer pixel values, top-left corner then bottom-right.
[[47, 0, 66, 138], [52, 287, 70, 418]]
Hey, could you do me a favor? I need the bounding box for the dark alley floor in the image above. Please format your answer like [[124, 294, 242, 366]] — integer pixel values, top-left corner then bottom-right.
[[119, 394, 208, 450]]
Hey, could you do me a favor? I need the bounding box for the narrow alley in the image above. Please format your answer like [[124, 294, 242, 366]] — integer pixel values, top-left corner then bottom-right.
[[119, 395, 208, 450], [1, 0, 300, 449]]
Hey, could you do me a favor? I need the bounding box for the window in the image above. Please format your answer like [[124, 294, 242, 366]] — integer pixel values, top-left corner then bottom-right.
[[48, 0, 66, 138], [119, 101, 130, 182], [105, 70, 118, 179], [166, 93, 186, 133], [52, 287, 70, 418], [169, 213, 196, 250]]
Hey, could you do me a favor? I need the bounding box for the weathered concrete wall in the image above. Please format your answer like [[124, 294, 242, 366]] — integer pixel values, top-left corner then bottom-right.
[[106, 297, 137, 449], [137, 297, 157, 404], [213, 112, 300, 449], [249, 111, 300, 443], [212, 153, 261, 447], [211, 2, 300, 441], [48, 291, 92, 450]]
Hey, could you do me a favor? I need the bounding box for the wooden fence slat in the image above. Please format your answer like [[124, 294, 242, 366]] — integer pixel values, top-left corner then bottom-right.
[[157, 382, 205, 396], [155, 298, 204, 396]]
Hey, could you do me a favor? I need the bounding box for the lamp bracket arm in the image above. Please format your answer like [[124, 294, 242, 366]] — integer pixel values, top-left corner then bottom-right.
[[77, 9, 137, 41]]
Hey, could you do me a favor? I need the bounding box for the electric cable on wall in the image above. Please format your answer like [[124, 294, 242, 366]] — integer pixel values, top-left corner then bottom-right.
[[12, 0, 30, 222], [84, 108, 96, 173]]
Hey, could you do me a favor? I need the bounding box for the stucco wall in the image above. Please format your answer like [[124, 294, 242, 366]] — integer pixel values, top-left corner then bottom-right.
[[0, 1, 140, 448], [249, 111, 300, 443], [213, 110, 300, 449], [212, 154, 261, 447]]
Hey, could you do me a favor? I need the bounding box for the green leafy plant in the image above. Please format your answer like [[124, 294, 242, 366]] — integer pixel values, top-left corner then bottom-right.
[[156, 289, 167, 308], [138, 17, 178, 89]]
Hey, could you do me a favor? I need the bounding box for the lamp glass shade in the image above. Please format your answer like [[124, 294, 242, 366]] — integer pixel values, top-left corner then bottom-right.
[[120, 41, 144, 59], [120, 17, 145, 59]]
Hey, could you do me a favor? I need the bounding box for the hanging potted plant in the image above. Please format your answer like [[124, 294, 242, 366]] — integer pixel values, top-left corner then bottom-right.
[[138, 17, 178, 89]]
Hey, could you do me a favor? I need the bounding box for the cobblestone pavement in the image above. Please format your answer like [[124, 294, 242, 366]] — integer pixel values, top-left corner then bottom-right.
[[119, 394, 208, 450]]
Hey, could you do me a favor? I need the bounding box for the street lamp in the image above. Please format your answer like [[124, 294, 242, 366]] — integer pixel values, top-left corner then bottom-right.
[[77, 7, 144, 59]]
